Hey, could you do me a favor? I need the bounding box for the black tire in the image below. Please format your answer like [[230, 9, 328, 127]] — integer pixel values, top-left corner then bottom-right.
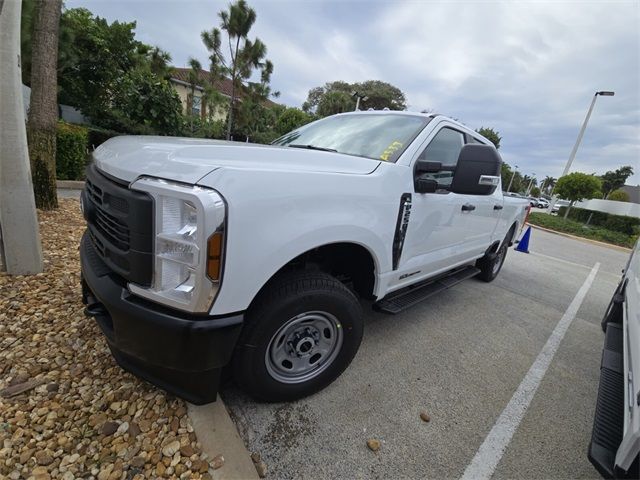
[[476, 228, 514, 282], [232, 271, 363, 402]]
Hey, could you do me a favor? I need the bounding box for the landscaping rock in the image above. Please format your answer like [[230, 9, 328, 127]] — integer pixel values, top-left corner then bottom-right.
[[0, 199, 210, 479], [367, 439, 381, 452]]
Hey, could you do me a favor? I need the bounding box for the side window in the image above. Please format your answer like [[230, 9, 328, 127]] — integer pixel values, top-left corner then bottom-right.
[[192, 95, 202, 116], [417, 128, 465, 187]]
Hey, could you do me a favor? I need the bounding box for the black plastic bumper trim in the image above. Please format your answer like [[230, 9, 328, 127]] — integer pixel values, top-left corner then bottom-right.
[[80, 231, 244, 404]]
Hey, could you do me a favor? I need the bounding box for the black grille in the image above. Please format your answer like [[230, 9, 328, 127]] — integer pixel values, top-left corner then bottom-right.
[[83, 163, 154, 286]]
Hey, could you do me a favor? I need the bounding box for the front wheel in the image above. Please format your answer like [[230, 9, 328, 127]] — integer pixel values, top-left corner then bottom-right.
[[232, 271, 363, 402]]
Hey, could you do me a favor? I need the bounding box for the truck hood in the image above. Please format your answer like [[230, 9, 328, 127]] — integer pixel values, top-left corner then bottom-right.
[[93, 136, 381, 184]]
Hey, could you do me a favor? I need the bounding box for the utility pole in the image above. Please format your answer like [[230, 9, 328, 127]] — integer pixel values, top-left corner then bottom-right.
[[0, 0, 44, 274], [506, 165, 518, 192]]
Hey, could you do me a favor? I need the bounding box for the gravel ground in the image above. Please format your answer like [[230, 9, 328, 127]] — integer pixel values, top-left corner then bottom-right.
[[0, 199, 217, 480]]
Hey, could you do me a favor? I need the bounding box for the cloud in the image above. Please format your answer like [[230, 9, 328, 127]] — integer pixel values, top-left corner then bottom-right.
[[65, 0, 640, 184]]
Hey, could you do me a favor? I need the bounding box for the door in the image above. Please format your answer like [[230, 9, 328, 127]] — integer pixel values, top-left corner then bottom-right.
[[392, 125, 500, 290]]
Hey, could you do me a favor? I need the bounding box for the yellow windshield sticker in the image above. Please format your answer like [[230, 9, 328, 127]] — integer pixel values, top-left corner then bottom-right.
[[380, 141, 403, 161]]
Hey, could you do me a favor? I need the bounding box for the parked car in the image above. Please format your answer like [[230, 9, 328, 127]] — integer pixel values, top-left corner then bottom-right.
[[551, 199, 570, 213], [536, 198, 549, 208], [79, 111, 529, 403], [589, 239, 639, 478]]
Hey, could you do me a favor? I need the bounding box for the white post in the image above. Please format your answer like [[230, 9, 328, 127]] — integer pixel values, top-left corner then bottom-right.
[[526, 176, 535, 196], [506, 165, 518, 192], [0, 0, 44, 274]]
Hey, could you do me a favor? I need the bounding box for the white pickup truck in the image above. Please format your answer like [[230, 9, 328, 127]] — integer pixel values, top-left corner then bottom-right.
[[80, 111, 528, 403], [589, 239, 639, 478]]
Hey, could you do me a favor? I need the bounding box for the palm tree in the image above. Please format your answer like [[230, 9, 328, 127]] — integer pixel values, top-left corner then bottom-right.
[[203, 0, 269, 140], [541, 176, 557, 194], [148, 46, 172, 78], [27, 0, 63, 209], [187, 58, 202, 132]]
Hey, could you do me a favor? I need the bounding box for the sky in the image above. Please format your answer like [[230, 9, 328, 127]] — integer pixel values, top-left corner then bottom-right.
[[66, 0, 640, 185]]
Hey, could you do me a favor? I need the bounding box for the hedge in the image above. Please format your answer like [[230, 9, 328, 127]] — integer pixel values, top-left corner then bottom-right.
[[557, 206, 640, 235], [56, 122, 88, 180], [528, 213, 637, 249], [87, 126, 121, 150]]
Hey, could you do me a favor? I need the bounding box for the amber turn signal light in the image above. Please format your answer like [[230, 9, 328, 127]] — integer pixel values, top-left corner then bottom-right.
[[207, 232, 223, 281]]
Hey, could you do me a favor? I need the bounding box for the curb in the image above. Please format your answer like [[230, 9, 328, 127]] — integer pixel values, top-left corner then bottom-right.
[[188, 400, 259, 480], [527, 224, 632, 253], [57, 180, 84, 189]]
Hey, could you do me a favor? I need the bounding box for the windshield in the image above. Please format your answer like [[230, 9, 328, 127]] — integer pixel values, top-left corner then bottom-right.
[[272, 113, 431, 163]]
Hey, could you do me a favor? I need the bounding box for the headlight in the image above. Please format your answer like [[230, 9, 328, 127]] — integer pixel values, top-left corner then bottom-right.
[[129, 177, 226, 313]]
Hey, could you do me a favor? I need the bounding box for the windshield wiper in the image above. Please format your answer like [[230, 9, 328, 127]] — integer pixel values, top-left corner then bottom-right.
[[288, 144, 338, 153]]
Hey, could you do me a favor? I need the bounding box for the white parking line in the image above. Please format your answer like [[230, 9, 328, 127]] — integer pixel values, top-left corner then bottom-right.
[[460, 262, 600, 480]]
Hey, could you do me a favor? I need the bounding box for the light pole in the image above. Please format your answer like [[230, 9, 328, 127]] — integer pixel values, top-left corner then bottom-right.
[[549, 90, 614, 210], [526, 174, 536, 196], [352, 91, 369, 111], [506, 165, 518, 192]]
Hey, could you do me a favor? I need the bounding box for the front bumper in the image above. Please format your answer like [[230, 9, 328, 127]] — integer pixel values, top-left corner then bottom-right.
[[80, 232, 243, 404]]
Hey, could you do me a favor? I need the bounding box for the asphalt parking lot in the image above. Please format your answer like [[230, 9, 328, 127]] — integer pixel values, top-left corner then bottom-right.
[[222, 227, 628, 479]]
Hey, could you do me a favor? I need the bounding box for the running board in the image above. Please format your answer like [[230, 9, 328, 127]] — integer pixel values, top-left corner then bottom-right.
[[374, 265, 480, 314]]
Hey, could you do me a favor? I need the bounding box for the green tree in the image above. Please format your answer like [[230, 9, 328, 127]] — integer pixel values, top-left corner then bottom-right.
[[303, 80, 407, 115], [275, 108, 314, 136], [105, 69, 184, 135], [50, 8, 182, 135], [608, 189, 630, 202], [530, 186, 541, 197], [601, 166, 634, 198], [27, 0, 63, 210], [475, 127, 501, 149], [317, 90, 353, 117], [555, 172, 602, 219], [56, 9, 143, 115], [202, 0, 270, 140]]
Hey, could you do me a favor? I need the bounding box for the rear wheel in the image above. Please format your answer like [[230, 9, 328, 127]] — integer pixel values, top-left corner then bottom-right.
[[476, 228, 513, 282], [232, 271, 363, 402]]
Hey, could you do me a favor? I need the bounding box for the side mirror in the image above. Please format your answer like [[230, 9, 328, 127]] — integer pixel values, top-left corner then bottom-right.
[[450, 144, 502, 195], [415, 160, 442, 173]]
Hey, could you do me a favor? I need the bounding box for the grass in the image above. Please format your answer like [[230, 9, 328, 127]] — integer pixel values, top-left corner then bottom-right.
[[527, 212, 638, 249]]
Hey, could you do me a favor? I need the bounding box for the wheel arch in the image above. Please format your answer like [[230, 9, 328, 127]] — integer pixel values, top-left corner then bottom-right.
[[247, 241, 380, 313]]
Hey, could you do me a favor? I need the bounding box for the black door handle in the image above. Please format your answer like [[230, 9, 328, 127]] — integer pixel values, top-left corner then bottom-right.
[[493, 204, 503, 210], [461, 203, 476, 212]]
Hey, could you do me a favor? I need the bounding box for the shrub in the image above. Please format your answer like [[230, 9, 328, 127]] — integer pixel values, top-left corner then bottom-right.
[[56, 122, 88, 180], [608, 189, 630, 202], [87, 126, 120, 150], [557, 206, 640, 235]]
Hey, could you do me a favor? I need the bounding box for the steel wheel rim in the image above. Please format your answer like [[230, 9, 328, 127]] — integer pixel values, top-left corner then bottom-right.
[[492, 244, 507, 275], [265, 311, 344, 384]]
